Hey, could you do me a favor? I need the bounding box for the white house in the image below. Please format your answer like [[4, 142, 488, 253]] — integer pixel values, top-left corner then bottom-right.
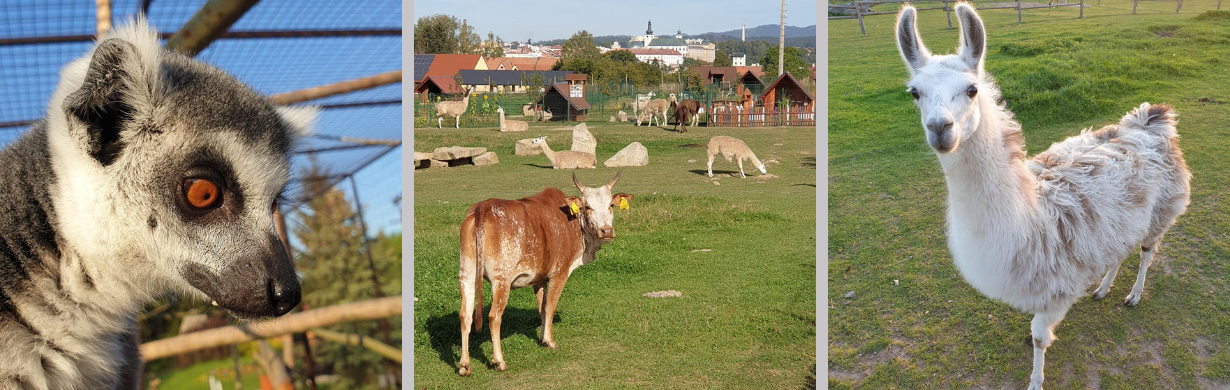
[[731, 52, 747, 66], [627, 48, 684, 68]]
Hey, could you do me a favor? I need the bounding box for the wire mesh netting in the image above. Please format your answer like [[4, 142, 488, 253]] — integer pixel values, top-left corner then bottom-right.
[[0, 0, 403, 235]]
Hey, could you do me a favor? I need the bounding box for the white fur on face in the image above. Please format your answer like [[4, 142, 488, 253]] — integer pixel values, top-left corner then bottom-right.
[[579, 185, 615, 233]]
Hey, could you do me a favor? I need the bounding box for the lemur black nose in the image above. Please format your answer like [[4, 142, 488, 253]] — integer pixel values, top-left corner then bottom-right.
[[268, 278, 301, 316]]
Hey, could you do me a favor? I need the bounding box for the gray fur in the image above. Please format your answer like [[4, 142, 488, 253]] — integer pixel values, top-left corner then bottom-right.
[[0, 18, 314, 389]]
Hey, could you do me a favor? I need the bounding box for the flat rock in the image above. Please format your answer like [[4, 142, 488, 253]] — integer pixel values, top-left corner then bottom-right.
[[643, 290, 683, 298], [429, 159, 448, 168], [571, 123, 596, 155], [753, 173, 780, 181], [413, 151, 433, 162], [432, 146, 486, 160], [515, 138, 543, 156], [604, 142, 648, 167], [473, 152, 499, 166], [687, 159, 697, 163]]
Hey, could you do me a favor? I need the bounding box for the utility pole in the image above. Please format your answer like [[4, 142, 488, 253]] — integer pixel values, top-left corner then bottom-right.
[[779, 0, 786, 77]]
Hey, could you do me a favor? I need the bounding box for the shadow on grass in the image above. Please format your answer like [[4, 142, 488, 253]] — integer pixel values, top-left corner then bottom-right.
[[424, 307, 561, 371], [687, 169, 741, 177], [793, 183, 817, 187], [801, 157, 816, 169], [523, 163, 556, 169]]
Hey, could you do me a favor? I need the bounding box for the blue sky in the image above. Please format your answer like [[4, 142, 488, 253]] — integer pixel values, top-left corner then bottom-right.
[[414, 0, 817, 43]]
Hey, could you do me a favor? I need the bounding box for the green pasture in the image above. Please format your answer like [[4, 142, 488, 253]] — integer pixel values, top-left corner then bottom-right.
[[830, 1, 1230, 388], [413, 122, 817, 389]]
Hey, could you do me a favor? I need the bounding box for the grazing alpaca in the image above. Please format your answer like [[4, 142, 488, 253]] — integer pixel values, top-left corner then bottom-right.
[[896, 5, 1190, 390], [531, 136, 596, 169], [638, 99, 670, 127], [671, 99, 702, 133], [434, 87, 472, 129], [496, 106, 528, 132], [706, 136, 767, 178]]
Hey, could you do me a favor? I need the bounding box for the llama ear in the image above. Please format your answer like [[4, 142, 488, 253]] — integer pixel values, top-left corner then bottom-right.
[[895, 6, 930, 75], [956, 4, 987, 71]]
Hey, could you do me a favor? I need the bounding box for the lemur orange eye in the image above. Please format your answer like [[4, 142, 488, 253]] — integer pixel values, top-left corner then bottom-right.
[[184, 179, 219, 209]]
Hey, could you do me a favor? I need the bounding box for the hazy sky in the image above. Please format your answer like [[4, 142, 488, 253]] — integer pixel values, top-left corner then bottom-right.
[[413, 0, 817, 42]]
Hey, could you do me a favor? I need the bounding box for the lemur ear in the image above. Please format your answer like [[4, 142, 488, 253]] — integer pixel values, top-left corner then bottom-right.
[[62, 38, 139, 166], [275, 105, 319, 139]]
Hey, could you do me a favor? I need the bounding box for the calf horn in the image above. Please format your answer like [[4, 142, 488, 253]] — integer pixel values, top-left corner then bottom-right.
[[606, 171, 622, 189]]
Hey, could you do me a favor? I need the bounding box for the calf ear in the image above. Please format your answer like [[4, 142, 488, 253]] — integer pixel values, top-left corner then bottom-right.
[[613, 193, 634, 211], [63, 39, 141, 166], [562, 196, 585, 219]]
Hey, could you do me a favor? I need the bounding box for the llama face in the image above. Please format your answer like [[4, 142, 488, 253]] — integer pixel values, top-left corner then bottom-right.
[[896, 4, 987, 154]]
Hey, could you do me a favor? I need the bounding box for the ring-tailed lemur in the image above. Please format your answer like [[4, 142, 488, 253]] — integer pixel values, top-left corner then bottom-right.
[[0, 18, 317, 389]]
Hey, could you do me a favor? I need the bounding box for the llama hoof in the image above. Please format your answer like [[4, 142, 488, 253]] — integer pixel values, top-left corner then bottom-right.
[[458, 363, 471, 376], [492, 361, 508, 371], [1027, 381, 1044, 390], [540, 340, 558, 349], [1124, 292, 1142, 306], [1092, 287, 1110, 300]]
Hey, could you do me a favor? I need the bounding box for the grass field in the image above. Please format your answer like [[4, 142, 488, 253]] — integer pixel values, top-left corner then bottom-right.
[[829, 1, 1230, 389], [412, 122, 817, 388]]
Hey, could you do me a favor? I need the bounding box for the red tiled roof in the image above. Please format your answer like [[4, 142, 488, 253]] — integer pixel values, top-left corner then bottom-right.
[[735, 65, 764, 78], [414, 76, 465, 95], [423, 54, 482, 79], [759, 72, 815, 102]]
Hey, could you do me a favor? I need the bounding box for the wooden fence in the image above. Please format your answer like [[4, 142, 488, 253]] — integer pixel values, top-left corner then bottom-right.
[[830, 0, 1091, 35], [707, 104, 816, 127]]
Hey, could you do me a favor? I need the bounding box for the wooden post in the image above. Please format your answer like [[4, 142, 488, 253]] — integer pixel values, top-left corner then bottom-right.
[[1018, 0, 1023, 23], [165, 0, 260, 56], [96, 0, 112, 37], [945, 0, 953, 28], [1219, 0, 1222, 10], [853, 0, 866, 36], [1175, 0, 1181, 13], [1133, 0, 1139, 14], [1080, 0, 1084, 18]]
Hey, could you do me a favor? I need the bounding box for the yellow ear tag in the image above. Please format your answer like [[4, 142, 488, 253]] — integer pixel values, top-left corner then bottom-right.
[[619, 198, 629, 210], [570, 202, 580, 216]]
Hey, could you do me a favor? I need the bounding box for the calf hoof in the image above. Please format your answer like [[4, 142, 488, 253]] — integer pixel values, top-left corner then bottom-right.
[[493, 361, 508, 371], [540, 340, 558, 349], [458, 364, 471, 377]]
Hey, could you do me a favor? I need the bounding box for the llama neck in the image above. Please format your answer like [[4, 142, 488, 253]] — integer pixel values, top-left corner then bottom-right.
[[938, 101, 1039, 234], [498, 110, 505, 130], [539, 142, 557, 164]]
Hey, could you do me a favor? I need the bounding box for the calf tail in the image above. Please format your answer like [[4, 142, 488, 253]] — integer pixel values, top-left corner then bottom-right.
[[1120, 103, 1177, 140], [473, 207, 486, 332]]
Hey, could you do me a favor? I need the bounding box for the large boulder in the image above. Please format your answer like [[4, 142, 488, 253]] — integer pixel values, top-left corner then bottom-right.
[[617, 110, 628, 122], [604, 142, 648, 167], [515, 138, 543, 156], [413, 151, 433, 162], [430, 159, 448, 168], [432, 146, 486, 161], [571, 123, 596, 155], [473, 152, 499, 166]]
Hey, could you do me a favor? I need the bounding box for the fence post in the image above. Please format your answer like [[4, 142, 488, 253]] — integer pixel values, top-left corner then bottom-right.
[[1133, 0, 1138, 14], [1017, 0, 1023, 23], [1175, 0, 1181, 13], [853, 0, 867, 36], [1219, 0, 1222, 10], [1079, 0, 1084, 17], [945, 0, 953, 28]]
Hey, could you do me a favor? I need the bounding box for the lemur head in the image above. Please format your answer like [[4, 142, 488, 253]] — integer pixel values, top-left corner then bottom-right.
[[45, 18, 316, 319]]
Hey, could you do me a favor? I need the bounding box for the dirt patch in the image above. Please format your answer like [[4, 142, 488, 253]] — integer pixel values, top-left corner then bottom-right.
[[753, 174, 781, 181], [643, 290, 683, 298]]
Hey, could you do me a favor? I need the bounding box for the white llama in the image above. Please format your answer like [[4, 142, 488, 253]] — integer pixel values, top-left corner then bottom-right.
[[434, 87, 472, 129], [895, 5, 1189, 390]]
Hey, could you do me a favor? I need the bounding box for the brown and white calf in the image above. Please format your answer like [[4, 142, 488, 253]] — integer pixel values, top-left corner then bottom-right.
[[456, 172, 633, 376]]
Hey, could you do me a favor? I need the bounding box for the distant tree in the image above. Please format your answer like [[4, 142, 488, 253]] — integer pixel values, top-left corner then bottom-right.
[[522, 72, 546, 111], [561, 30, 601, 63], [413, 14, 459, 54], [457, 22, 481, 55], [482, 32, 505, 58], [713, 48, 732, 67], [605, 49, 637, 63], [761, 46, 810, 81], [682, 58, 712, 68], [292, 160, 401, 390]]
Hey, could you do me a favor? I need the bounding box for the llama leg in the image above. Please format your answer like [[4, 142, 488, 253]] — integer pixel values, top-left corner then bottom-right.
[[1028, 308, 1068, 390], [438, 117, 443, 129], [737, 158, 746, 178], [1092, 259, 1122, 300], [1125, 242, 1160, 306], [707, 152, 716, 177], [455, 115, 460, 129]]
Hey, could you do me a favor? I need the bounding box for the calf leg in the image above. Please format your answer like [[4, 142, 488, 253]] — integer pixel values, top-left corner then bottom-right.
[[540, 277, 570, 349], [534, 283, 548, 340], [1092, 259, 1122, 300], [1126, 241, 1161, 306], [457, 274, 477, 376], [488, 281, 512, 371], [1027, 307, 1069, 390]]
